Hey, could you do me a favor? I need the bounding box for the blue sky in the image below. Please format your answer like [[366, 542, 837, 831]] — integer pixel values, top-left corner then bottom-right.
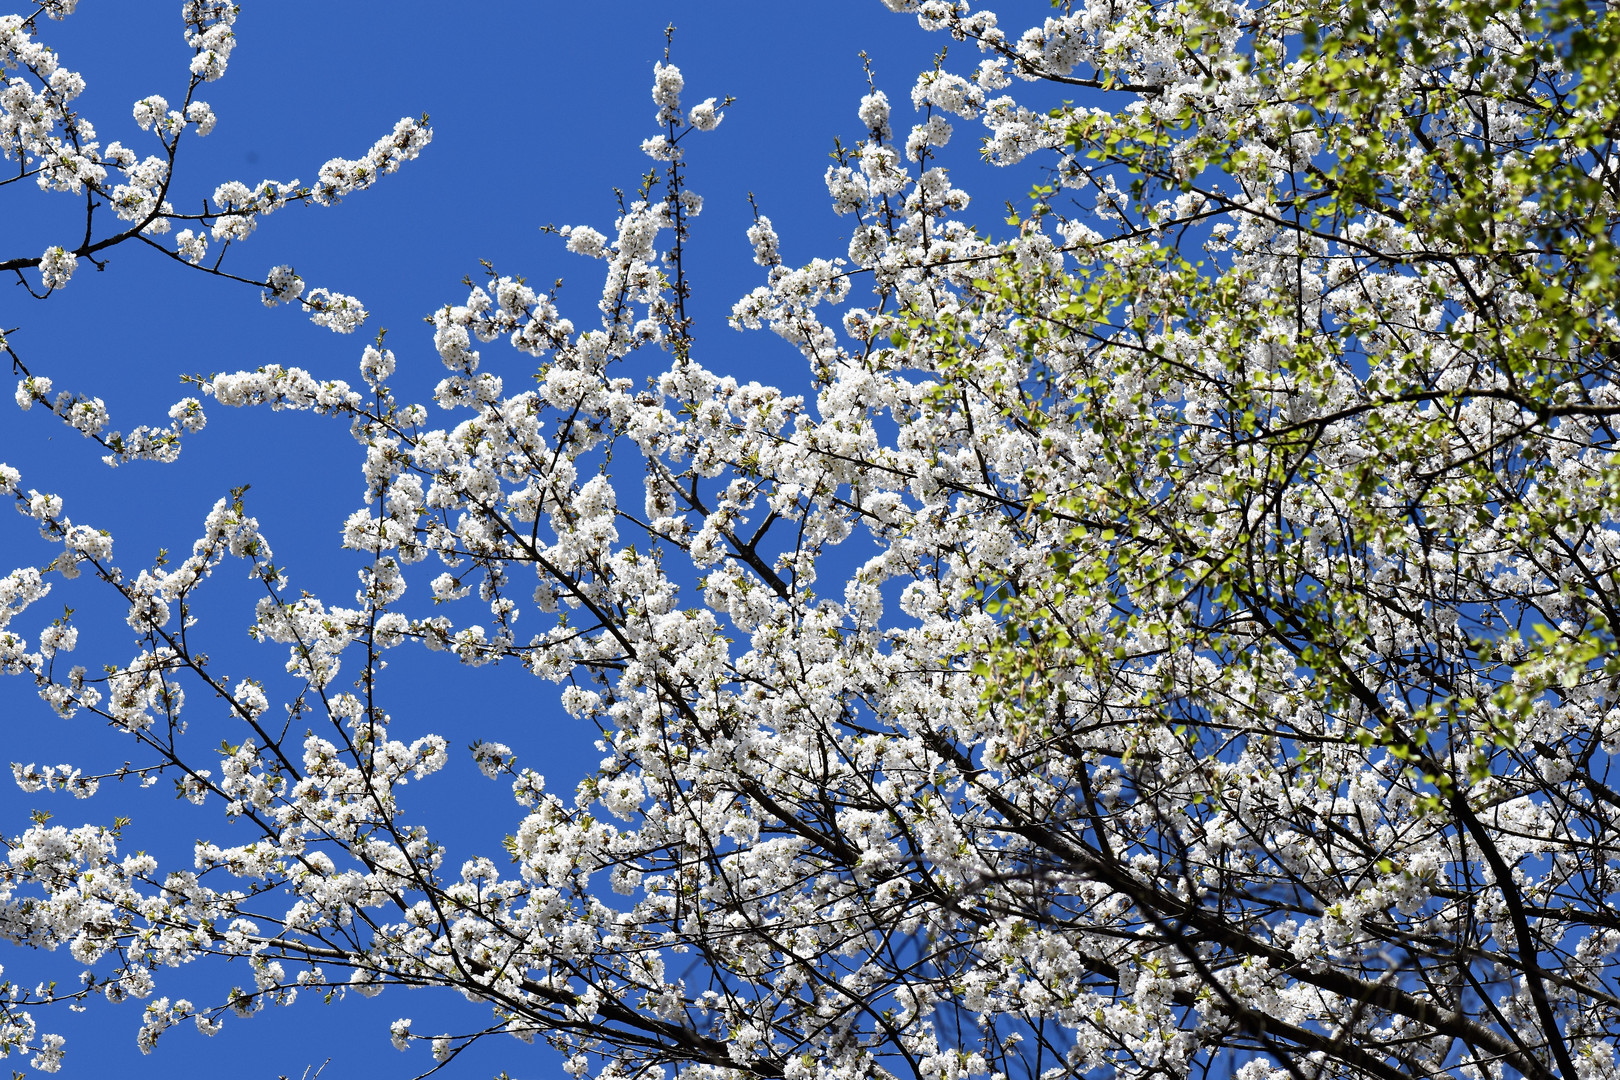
[[0, 3, 1060, 1076]]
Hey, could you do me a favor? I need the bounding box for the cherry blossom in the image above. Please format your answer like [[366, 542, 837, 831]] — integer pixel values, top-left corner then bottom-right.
[[0, 3, 1617, 1080]]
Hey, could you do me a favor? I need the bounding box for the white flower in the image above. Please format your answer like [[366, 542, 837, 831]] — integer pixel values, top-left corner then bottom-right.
[[39, 246, 77, 289], [185, 100, 216, 135], [305, 288, 367, 333], [640, 134, 677, 161], [651, 61, 683, 114], [131, 94, 169, 131], [688, 97, 723, 131], [360, 345, 396, 387], [168, 397, 206, 432], [747, 215, 779, 266], [261, 265, 305, 307], [470, 740, 514, 779], [176, 229, 208, 264], [562, 225, 608, 258], [858, 90, 892, 139], [38, 624, 75, 656], [30, 1033, 64, 1073]]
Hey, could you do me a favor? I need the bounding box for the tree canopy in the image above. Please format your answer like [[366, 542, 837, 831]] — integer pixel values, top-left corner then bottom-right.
[[2, 2, 1619, 1080]]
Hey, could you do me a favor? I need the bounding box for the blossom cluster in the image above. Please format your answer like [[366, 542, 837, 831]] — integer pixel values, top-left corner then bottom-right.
[[0, 0, 426, 359], [0, 3, 1618, 1080]]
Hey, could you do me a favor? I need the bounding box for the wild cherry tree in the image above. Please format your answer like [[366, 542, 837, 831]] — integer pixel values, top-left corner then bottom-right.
[[1, 1, 1618, 1080]]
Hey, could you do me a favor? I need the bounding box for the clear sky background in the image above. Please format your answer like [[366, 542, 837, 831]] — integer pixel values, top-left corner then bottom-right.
[[0, 3, 1060, 1077]]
